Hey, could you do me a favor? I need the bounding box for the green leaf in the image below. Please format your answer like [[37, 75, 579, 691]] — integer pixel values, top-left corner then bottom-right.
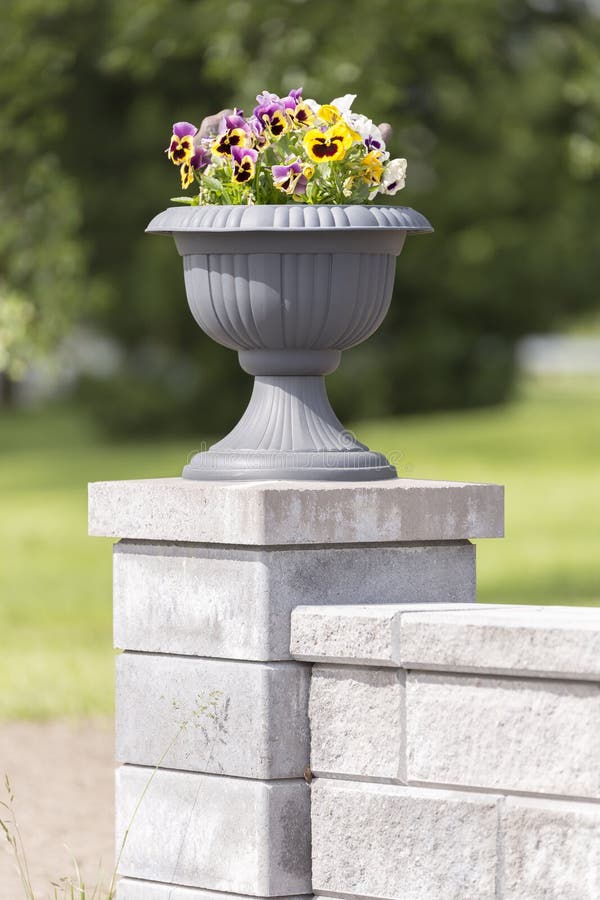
[[201, 175, 226, 193], [169, 197, 196, 205]]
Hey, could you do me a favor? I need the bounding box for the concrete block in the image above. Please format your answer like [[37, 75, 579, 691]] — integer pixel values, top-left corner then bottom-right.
[[309, 665, 404, 779], [116, 653, 310, 778], [500, 796, 600, 900], [117, 879, 310, 900], [399, 604, 600, 680], [407, 672, 600, 798], [311, 779, 497, 899], [116, 766, 311, 895], [291, 600, 487, 665], [114, 542, 476, 660], [89, 476, 504, 544]]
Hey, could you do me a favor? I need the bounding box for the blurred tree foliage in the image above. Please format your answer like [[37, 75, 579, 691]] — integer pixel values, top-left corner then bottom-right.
[[2, 0, 600, 429]]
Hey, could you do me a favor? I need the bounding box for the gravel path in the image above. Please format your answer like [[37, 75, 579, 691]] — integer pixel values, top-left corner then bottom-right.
[[0, 720, 114, 900]]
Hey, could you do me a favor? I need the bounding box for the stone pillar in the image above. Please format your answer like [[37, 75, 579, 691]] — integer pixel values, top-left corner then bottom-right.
[[88, 476, 503, 898]]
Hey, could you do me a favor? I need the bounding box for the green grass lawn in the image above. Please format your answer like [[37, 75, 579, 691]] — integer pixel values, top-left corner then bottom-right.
[[1, 375, 599, 720]]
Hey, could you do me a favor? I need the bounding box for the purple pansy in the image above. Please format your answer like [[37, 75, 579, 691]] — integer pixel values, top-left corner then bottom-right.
[[281, 87, 303, 110], [253, 91, 281, 114], [191, 143, 211, 170], [222, 109, 248, 132]]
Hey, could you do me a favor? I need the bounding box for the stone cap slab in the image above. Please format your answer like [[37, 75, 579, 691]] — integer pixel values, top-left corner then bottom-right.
[[88, 477, 503, 545], [291, 603, 600, 680]]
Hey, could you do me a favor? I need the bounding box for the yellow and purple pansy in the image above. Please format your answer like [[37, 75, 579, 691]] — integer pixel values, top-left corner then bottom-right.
[[288, 101, 315, 128], [180, 144, 211, 189], [253, 91, 293, 138], [167, 121, 198, 165], [280, 88, 314, 127], [271, 157, 309, 196], [213, 111, 252, 156], [231, 145, 258, 184]]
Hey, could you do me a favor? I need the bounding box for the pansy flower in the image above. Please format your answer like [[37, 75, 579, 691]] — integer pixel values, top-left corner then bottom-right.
[[180, 145, 211, 189], [253, 91, 281, 114], [289, 101, 315, 128], [329, 93, 357, 116], [303, 123, 356, 163], [272, 157, 308, 195], [167, 122, 197, 165], [213, 127, 251, 156], [231, 145, 258, 184], [267, 107, 290, 137], [255, 103, 290, 138], [281, 87, 309, 123], [222, 109, 247, 131], [281, 87, 303, 109], [379, 158, 407, 195], [318, 104, 342, 125], [365, 134, 385, 153], [252, 91, 291, 138], [360, 150, 385, 187]]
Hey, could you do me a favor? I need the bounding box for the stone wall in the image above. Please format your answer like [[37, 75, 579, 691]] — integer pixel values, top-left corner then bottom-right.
[[89, 476, 503, 899], [291, 603, 600, 900]]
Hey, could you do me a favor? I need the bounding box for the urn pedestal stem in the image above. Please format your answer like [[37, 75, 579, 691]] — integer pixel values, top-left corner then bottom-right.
[[184, 373, 395, 481]]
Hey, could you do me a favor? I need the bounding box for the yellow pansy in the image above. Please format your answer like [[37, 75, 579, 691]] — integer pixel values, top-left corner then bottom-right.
[[303, 124, 356, 163], [360, 150, 385, 186], [318, 104, 343, 124]]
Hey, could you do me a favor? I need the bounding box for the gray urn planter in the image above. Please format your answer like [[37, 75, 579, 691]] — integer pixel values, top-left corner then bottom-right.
[[146, 204, 432, 481]]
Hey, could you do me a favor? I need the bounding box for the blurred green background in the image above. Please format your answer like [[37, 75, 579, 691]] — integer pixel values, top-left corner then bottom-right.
[[1, 0, 600, 718]]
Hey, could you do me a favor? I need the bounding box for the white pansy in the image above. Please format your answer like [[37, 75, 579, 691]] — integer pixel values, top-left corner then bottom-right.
[[379, 158, 407, 195], [330, 93, 357, 116], [347, 114, 385, 147], [304, 98, 320, 115]]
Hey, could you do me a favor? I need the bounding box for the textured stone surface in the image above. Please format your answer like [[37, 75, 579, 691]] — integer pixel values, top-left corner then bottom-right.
[[311, 779, 497, 899], [291, 601, 484, 665], [116, 766, 310, 894], [89, 477, 504, 544], [399, 604, 600, 680], [116, 653, 310, 778], [114, 543, 476, 660], [407, 672, 600, 797], [500, 796, 600, 900], [117, 880, 310, 900], [309, 665, 404, 779]]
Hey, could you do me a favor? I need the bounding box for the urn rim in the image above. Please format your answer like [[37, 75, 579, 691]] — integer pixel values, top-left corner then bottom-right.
[[146, 203, 433, 236]]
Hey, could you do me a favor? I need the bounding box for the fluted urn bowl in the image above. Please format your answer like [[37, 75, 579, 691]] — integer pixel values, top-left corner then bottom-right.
[[146, 204, 432, 481]]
